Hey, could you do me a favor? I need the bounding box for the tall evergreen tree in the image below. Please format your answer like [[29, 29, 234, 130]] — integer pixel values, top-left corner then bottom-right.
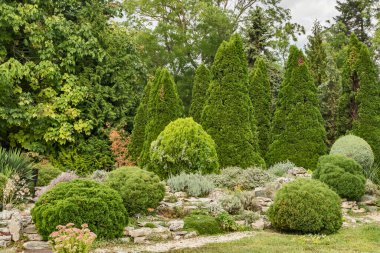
[[337, 34, 380, 161], [139, 68, 184, 166], [189, 64, 211, 123], [248, 57, 272, 156], [267, 46, 326, 169], [319, 52, 342, 146], [334, 0, 375, 44], [201, 34, 265, 168], [305, 20, 328, 87], [129, 80, 153, 161]]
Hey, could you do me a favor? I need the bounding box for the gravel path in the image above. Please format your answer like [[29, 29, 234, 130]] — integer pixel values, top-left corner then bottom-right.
[[95, 231, 255, 253]]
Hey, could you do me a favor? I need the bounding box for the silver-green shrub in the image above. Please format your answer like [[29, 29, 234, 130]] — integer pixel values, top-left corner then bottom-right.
[[268, 160, 295, 177], [220, 193, 243, 214], [167, 172, 215, 197], [207, 167, 273, 190], [330, 135, 374, 172]]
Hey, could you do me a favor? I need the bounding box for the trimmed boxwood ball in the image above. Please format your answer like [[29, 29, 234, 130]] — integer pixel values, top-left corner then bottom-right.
[[148, 117, 219, 179], [313, 154, 366, 200], [184, 214, 223, 235], [330, 134, 374, 172], [105, 166, 165, 215], [31, 179, 128, 240], [268, 179, 342, 234]]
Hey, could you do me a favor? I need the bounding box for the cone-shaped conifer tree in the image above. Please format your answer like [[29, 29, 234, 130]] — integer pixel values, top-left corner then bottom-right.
[[129, 81, 153, 161], [337, 34, 380, 161], [139, 68, 184, 166], [201, 34, 265, 168], [248, 57, 272, 155], [267, 46, 326, 169], [189, 64, 211, 123]]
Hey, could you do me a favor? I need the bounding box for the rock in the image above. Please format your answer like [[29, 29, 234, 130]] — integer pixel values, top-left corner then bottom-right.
[[0, 235, 11, 241], [168, 220, 184, 231], [120, 237, 131, 243], [24, 224, 38, 234], [174, 235, 182, 240], [9, 211, 22, 241], [0, 210, 13, 220], [352, 208, 366, 214], [124, 226, 134, 236], [152, 227, 170, 234], [174, 192, 187, 199], [342, 201, 357, 209], [133, 237, 147, 244], [183, 206, 198, 212], [184, 231, 197, 239], [208, 188, 228, 202], [235, 220, 246, 226], [0, 240, 10, 247], [251, 218, 265, 230], [27, 233, 43, 241], [175, 231, 187, 236], [0, 227, 9, 234], [254, 187, 266, 197], [359, 195, 378, 206], [288, 167, 307, 176], [129, 228, 153, 238], [23, 241, 50, 250], [0, 221, 7, 228]]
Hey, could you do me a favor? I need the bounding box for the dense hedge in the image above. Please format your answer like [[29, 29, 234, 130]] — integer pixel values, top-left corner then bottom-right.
[[268, 179, 342, 234], [32, 180, 128, 240], [313, 154, 366, 200], [149, 117, 219, 178], [330, 134, 374, 172], [105, 167, 165, 215]]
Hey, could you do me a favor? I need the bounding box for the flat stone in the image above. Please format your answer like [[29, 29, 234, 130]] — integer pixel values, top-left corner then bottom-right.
[[184, 231, 197, 239], [23, 241, 50, 250], [254, 187, 266, 197], [288, 167, 307, 176], [0, 235, 11, 241], [168, 220, 184, 231], [174, 235, 181, 240], [9, 211, 22, 241], [27, 233, 43, 241], [174, 192, 187, 199], [0, 227, 9, 234], [129, 228, 153, 238], [0, 221, 7, 228], [251, 218, 265, 230], [235, 220, 246, 226], [352, 208, 366, 214], [0, 210, 13, 220], [24, 225, 38, 234], [359, 195, 378, 206], [133, 236, 147, 244], [175, 231, 188, 236], [124, 226, 134, 236], [152, 227, 170, 234], [342, 201, 357, 209], [120, 237, 131, 243], [0, 240, 10, 247]]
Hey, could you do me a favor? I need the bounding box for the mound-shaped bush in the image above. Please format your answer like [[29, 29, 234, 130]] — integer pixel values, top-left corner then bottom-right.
[[330, 135, 374, 172], [184, 213, 223, 235], [268, 179, 342, 234], [36, 163, 62, 186], [313, 154, 366, 200], [32, 179, 127, 240], [149, 118, 219, 179], [105, 167, 165, 215]]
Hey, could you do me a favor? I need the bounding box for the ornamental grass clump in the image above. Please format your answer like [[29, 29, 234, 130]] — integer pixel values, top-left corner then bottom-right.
[[49, 223, 96, 253], [268, 179, 342, 234]]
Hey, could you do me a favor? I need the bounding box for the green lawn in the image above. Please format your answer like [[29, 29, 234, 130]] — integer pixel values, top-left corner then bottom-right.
[[170, 224, 380, 253]]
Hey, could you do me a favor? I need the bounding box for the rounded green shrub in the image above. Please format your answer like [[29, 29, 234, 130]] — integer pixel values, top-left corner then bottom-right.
[[105, 167, 165, 215], [313, 154, 366, 200], [330, 135, 374, 172], [36, 163, 62, 186], [268, 179, 342, 234], [32, 179, 128, 240], [184, 213, 223, 235], [148, 117, 219, 179]]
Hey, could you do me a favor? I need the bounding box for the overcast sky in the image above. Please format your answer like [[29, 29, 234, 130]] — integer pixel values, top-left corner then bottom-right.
[[280, 0, 339, 48]]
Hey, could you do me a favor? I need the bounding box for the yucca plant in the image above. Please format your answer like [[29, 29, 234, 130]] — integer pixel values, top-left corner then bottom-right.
[[0, 148, 35, 182]]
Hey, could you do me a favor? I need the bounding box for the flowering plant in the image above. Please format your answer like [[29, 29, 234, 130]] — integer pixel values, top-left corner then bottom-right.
[[49, 223, 96, 253], [3, 173, 31, 207]]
